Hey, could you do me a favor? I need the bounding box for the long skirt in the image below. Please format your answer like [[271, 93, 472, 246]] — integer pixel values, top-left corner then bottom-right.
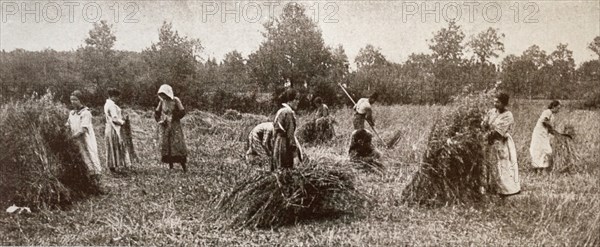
[[530, 128, 553, 168], [75, 137, 102, 176], [271, 134, 294, 171], [488, 135, 521, 195], [353, 113, 365, 130], [159, 121, 187, 164], [105, 126, 131, 169]]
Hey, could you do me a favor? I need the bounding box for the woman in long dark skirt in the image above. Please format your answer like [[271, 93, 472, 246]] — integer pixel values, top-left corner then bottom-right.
[[271, 89, 301, 171], [154, 84, 188, 172]]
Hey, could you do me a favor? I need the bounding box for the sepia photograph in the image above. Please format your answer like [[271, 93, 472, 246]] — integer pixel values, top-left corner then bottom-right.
[[0, 0, 599, 245]]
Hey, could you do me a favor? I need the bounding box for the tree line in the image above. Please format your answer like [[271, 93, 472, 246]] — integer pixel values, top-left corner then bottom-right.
[[1, 3, 599, 114]]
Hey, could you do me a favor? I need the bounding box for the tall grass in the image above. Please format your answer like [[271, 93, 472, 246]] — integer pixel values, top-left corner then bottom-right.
[[401, 91, 493, 205], [0, 99, 598, 245]]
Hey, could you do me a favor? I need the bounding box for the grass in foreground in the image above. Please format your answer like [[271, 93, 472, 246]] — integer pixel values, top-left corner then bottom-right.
[[0, 100, 598, 246]]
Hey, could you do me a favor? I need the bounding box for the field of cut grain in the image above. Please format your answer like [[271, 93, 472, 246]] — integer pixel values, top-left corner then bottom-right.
[[1, 100, 598, 246]]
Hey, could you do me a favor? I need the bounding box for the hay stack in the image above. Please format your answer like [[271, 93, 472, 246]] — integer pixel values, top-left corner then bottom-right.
[[297, 120, 317, 143], [223, 109, 243, 121], [297, 118, 335, 145], [402, 91, 491, 206], [216, 159, 366, 229], [0, 94, 100, 209]]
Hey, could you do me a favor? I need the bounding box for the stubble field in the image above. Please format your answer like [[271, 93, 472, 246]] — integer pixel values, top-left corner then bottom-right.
[[1, 100, 598, 246]]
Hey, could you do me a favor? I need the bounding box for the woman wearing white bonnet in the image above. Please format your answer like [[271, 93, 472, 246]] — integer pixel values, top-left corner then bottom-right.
[[154, 84, 188, 172]]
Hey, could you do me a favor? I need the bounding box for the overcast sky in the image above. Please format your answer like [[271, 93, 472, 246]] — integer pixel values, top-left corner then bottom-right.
[[1, 0, 599, 67]]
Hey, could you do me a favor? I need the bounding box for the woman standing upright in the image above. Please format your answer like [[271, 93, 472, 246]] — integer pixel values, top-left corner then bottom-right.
[[313, 97, 335, 142], [67, 90, 105, 191], [482, 93, 520, 197], [154, 84, 188, 172], [530, 100, 561, 172], [272, 89, 301, 171], [104, 88, 131, 172]]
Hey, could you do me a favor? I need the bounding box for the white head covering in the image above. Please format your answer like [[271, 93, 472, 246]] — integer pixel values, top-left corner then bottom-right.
[[158, 84, 174, 100]]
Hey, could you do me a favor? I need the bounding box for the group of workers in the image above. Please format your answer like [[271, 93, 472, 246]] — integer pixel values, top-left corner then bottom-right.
[[66, 84, 189, 193], [65, 84, 563, 197], [245, 90, 381, 169], [481, 94, 562, 197], [246, 90, 564, 198]]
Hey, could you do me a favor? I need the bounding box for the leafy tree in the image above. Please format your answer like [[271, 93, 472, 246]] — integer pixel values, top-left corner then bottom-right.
[[578, 59, 600, 107], [248, 3, 333, 95], [521, 45, 549, 98], [77, 20, 120, 106], [467, 28, 505, 65], [402, 53, 435, 103], [428, 20, 466, 103], [500, 54, 533, 97], [330, 45, 350, 83], [588, 36, 600, 58], [429, 20, 465, 62], [309, 45, 350, 107], [355, 44, 388, 69], [583, 36, 600, 83], [548, 43, 576, 99], [141, 21, 203, 107], [220, 50, 252, 92], [499, 45, 550, 99], [578, 60, 600, 83], [353, 44, 389, 91]]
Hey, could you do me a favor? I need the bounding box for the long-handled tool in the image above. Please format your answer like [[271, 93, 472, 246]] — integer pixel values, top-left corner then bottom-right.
[[557, 132, 573, 139], [337, 83, 387, 147]]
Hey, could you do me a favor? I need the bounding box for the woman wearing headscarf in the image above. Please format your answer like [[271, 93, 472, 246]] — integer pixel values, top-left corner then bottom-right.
[[154, 84, 188, 172], [66, 90, 104, 189], [482, 93, 520, 197], [272, 89, 302, 171], [530, 100, 561, 172], [104, 88, 132, 172]]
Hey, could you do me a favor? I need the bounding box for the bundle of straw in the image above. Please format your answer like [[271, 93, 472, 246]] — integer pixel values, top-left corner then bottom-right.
[[552, 125, 582, 173], [402, 91, 492, 206], [0, 93, 101, 209], [216, 160, 366, 229], [350, 159, 385, 174], [121, 116, 137, 160], [297, 118, 336, 145], [223, 109, 243, 121], [385, 129, 403, 149]]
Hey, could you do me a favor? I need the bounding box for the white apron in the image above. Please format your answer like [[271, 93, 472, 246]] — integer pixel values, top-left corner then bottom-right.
[[530, 109, 554, 168]]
